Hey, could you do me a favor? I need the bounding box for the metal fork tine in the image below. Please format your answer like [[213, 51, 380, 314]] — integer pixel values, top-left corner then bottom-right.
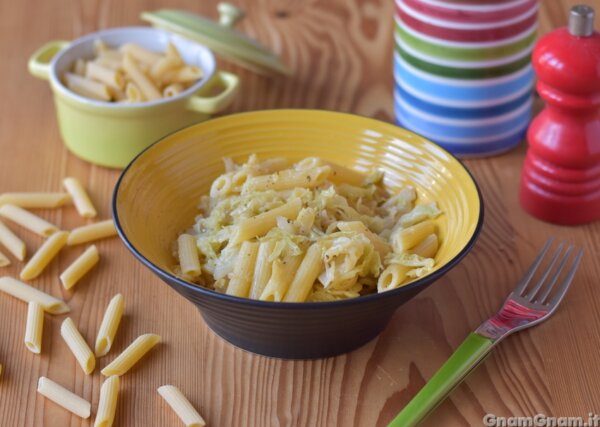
[[547, 249, 584, 308], [513, 238, 554, 296], [527, 242, 565, 301], [536, 246, 573, 304]]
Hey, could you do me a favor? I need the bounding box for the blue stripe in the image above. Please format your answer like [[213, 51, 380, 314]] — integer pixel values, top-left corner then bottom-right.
[[394, 82, 533, 119], [393, 56, 535, 104]]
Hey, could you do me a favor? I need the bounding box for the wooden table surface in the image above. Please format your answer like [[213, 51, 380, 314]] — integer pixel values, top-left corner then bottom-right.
[[1, 0, 599, 426]]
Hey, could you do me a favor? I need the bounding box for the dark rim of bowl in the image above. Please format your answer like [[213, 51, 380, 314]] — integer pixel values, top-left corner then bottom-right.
[[112, 109, 484, 309]]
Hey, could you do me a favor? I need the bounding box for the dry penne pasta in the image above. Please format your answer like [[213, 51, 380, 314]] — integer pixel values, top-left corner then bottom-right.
[[226, 241, 259, 297], [0, 204, 58, 237], [0, 220, 26, 261], [20, 231, 68, 280], [0, 250, 9, 267], [177, 156, 444, 300], [101, 333, 161, 376], [95, 294, 124, 357], [0, 277, 69, 314], [63, 177, 97, 218], [67, 220, 116, 245], [24, 301, 44, 353], [61, 317, 95, 374], [158, 385, 206, 427], [177, 234, 201, 277], [64, 72, 111, 101], [37, 377, 91, 418], [60, 245, 99, 290], [0, 192, 71, 208], [94, 375, 120, 427]]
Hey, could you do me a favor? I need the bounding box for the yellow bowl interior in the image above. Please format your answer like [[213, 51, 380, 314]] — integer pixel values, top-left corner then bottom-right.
[[115, 110, 482, 287]]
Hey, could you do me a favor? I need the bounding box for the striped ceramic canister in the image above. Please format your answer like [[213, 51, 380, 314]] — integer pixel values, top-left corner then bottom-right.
[[393, 0, 538, 157]]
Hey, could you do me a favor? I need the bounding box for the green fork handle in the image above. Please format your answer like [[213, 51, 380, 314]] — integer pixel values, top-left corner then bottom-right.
[[388, 332, 495, 427]]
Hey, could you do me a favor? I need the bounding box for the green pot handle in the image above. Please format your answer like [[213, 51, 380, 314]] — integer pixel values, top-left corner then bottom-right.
[[388, 332, 494, 427], [28, 40, 70, 80], [187, 70, 240, 114]]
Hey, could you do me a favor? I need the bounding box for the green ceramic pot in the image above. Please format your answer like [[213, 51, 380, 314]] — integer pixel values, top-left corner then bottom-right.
[[28, 27, 240, 169]]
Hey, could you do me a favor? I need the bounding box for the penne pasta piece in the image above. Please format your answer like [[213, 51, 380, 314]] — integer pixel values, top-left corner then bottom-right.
[[391, 220, 435, 253], [0, 277, 69, 314], [326, 162, 366, 186], [242, 166, 331, 193], [86, 62, 125, 91], [61, 317, 95, 374], [0, 192, 71, 209], [295, 157, 324, 170], [95, 293, 124, 357], [94, 39, 109, 54], [60, 245, 99, 290], [20, 231, 69, 280], [37, 377, 91, 419], [250, 157, 290, 175], [177, 234, 201, 277], [63, 177, 97, 218], [122, 53, 161, 100], [230, 198, 302, 244], [226, 241, 259, 297], [125, 81, 144, 102], [151, 55, 183, 80], [74, 59, 87, 76], [259, 255, 302, 302], [94, 375, 120, 427], [64, 73, 111, 101], [410, 233, 439, 259], [165, 42, 182, 60], [158, 385, 206, 427], [209, 173, 233, 198], [0, 220, 25, 261], [337, 221, 392, 259], [101, 333, 161, 376], [24, 301, 44, 353], [161, 65, 203, 84], [0, 204, 58, 237], [120, 43, 162, 65], [249, 240, 276, 299], [377, 264, 410, 292], [162, 82, 184, 97], [283, 244, 324, 302], [94, 55, 122, 71], [67, 220, 116, 245], [109, 86, 126, 101], [0, 250, 9, 267]]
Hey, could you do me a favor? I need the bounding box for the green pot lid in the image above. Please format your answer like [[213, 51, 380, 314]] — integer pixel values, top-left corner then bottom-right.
[[141, 3, 291, 76]]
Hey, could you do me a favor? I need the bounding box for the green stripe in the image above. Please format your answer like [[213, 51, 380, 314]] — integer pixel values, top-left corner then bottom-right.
[[395, 44, 532, 79], [395, 24, 537, 62]]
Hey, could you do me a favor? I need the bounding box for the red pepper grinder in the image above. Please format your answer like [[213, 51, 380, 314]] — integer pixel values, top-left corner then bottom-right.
[[520, 5, 600, 225]]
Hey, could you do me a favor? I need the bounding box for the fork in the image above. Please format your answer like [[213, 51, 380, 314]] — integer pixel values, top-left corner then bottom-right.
[[388, 239, 583, 427]]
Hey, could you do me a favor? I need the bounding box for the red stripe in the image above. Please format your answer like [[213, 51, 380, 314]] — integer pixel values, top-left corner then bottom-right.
[[400, 0, 537, 24]]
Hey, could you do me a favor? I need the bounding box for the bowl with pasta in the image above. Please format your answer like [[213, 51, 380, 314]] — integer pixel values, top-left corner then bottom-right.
[[113, 109, 483, 359], [28, 27, 239, 168]]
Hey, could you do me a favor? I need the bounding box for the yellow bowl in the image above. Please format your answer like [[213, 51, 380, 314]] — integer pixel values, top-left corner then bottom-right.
[[113, 109, 483, 358]]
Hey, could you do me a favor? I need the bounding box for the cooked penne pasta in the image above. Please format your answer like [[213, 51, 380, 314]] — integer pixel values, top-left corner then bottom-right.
[[0, 220, 26, 261], [259, 255, 302, 302], [0, 250, 9, 267], [151, 55, 183, 80], [226, 241, 259, 297], [61, 317, 95, 374], [120, 43, 162, 65], [94, 375, 120, 427], [158, 385, 206, 427], [249, 240, 276, 299], [86, 61, 125, 91], [24, 301, 44, 353], [177, 234, 201, 277], [37, 377, 91, 418], [125, 82, 144, 102], [122, 53, 161, 101], [64, 72, 111, 101], [95, 55, 122, 71], [67, 220, 116, 245], [101, 333, 161, 376], [63, 177, 97, 218], [60, 245, 99, 290], [94, 39, 109, 54], [74, 59, 86, 76], [283, 244, 323, 302], [231, 198, 302, 244], [0, 276, 69, 314], [0, 192, 71, 208], [161, 65, 203, 84], [95, 294, 124, 357], [163, 82, 184, 97], [20, 231, 69, 280], [0, 204, 58, 237], [177, 156, 444, 301]]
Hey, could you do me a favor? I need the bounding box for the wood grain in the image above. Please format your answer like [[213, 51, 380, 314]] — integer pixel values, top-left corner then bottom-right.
[[1, 0, 600, 426]]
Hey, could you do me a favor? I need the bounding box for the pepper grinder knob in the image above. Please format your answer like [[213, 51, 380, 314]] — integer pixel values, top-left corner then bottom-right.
[[569, 5, 595, 36]]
